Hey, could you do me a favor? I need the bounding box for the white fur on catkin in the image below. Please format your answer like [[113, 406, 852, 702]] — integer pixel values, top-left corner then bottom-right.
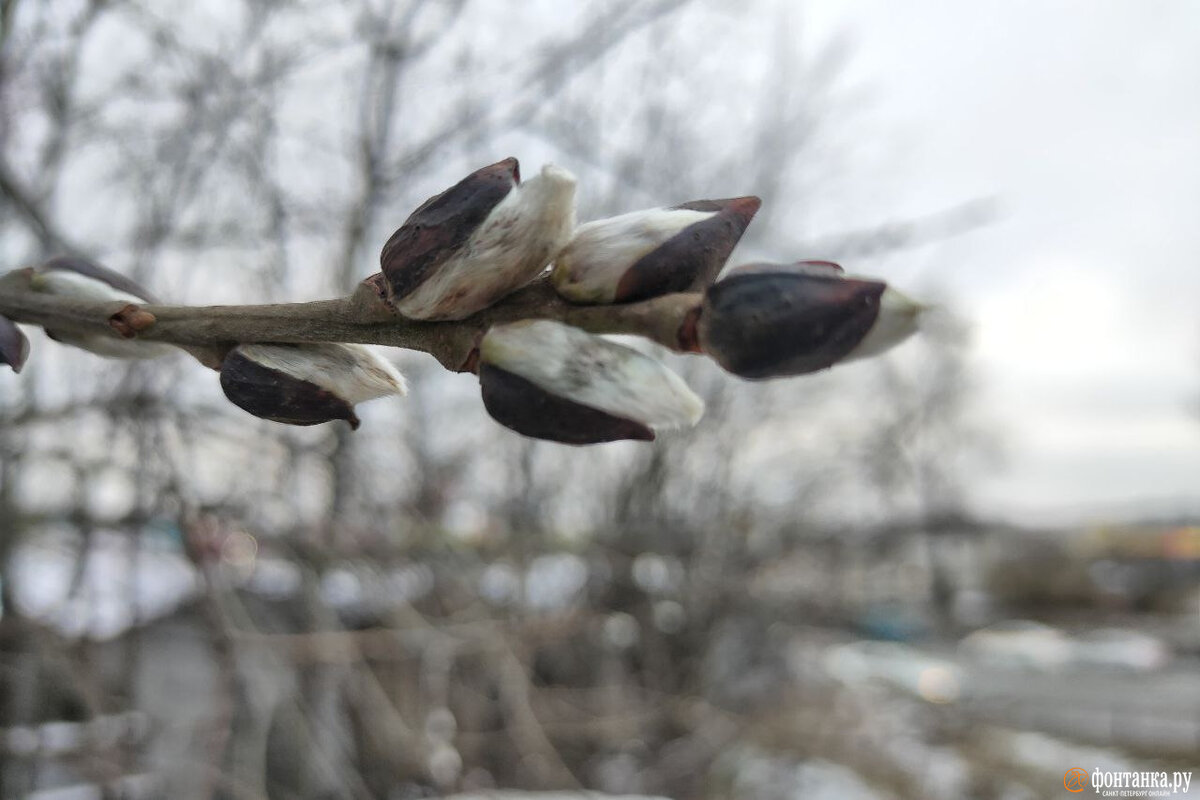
[[238, 343, 407, 403], [844, 286, 924, 362], [552, 207, 715, 302], [396, 164, 578, 320], [32, 269, 150, 305], [481, 320, 703, 430]]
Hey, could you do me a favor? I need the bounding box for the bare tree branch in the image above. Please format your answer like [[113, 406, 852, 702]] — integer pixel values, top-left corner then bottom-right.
[[0, 270, 700, 371], [0, 163, 84, 253]]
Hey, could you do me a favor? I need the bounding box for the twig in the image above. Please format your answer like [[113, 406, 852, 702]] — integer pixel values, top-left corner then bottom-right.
[[491, 636, 583, 790], [0, 270, 701, 372]]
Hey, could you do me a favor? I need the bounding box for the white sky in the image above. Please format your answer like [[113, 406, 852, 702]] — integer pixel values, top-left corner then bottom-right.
[[799, 1, 1200, 523], [7, 1, 1197, 529]]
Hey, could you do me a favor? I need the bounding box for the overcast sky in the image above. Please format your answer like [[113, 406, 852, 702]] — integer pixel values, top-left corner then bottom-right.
[[6, 1, 1196, 529], [796, 1, 1200, 524]]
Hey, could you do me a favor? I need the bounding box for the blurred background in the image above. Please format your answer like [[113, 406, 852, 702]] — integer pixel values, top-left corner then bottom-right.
[[1, 1, 1198, 798]]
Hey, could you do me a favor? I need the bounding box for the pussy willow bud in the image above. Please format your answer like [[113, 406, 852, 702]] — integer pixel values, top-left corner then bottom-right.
[[30, 255, 172, 359], [478, 320, 703, 444], [698, 260, 923, 379], [220, 343, 406, 430], [0, 316, 29, 373], [381, 158, 577, 321], [551, 196, 760, 304]]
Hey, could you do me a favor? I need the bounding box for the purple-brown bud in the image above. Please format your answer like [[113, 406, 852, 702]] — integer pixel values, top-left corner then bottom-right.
[[552, 196, 760, 304], [0, 316, 29, 373], [478, 320, 703, 445], [220, 343, 406, 430], [33, 255, 159, 303], [380, 158, 577, 320], [698, 261, 923, 379]]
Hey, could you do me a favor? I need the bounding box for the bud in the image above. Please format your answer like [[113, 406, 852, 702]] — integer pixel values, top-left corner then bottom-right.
[[32, 255, 160, 303], [30, 255, 172, 359], [219, 343, 406, 429], [381, 158, 577, 321], [697, 260, 923, 379], [478, 320, 703, 444], [0, 316, 29, 373], [551, 196, 760, 304]]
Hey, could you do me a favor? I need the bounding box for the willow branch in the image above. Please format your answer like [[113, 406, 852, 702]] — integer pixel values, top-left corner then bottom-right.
[[0, 269, 701, 372]]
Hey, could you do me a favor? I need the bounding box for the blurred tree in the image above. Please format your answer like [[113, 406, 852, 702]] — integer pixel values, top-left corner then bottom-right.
[[856, 304, 1002, 628]]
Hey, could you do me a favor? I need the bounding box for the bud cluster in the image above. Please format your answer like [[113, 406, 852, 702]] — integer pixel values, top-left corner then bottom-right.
[[6, 157, 929, 444]]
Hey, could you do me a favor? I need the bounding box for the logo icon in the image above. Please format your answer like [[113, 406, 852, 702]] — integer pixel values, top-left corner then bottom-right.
[[1064, 767, 1089, 793]]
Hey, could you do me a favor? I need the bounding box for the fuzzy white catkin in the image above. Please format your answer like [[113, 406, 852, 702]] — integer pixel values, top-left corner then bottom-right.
[[397, 164, 577, 320], [30, 270, 173, 359], [237, 343, 407, 403], [481, 320, 703, 430], [843, 286, 924, 361], [31, 269, 149, 305], [552, 207, 715, 302]]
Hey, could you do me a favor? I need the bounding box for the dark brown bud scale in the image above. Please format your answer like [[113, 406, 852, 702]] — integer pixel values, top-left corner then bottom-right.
[[0, 316, 29, 373], [220, 349, 361, 429], [699, 272, 885, 379], [480, 363, 655, 445], [612, 196, 761, 303], [380, 158, 520, 303], [39, 255, 159, 303]]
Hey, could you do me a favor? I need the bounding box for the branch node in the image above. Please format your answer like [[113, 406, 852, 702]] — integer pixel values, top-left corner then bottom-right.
[[459, 346, 481, 375], [109, 304, 157, 338], [677, 305, 703, 353], [354, 272, 398, 318]]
